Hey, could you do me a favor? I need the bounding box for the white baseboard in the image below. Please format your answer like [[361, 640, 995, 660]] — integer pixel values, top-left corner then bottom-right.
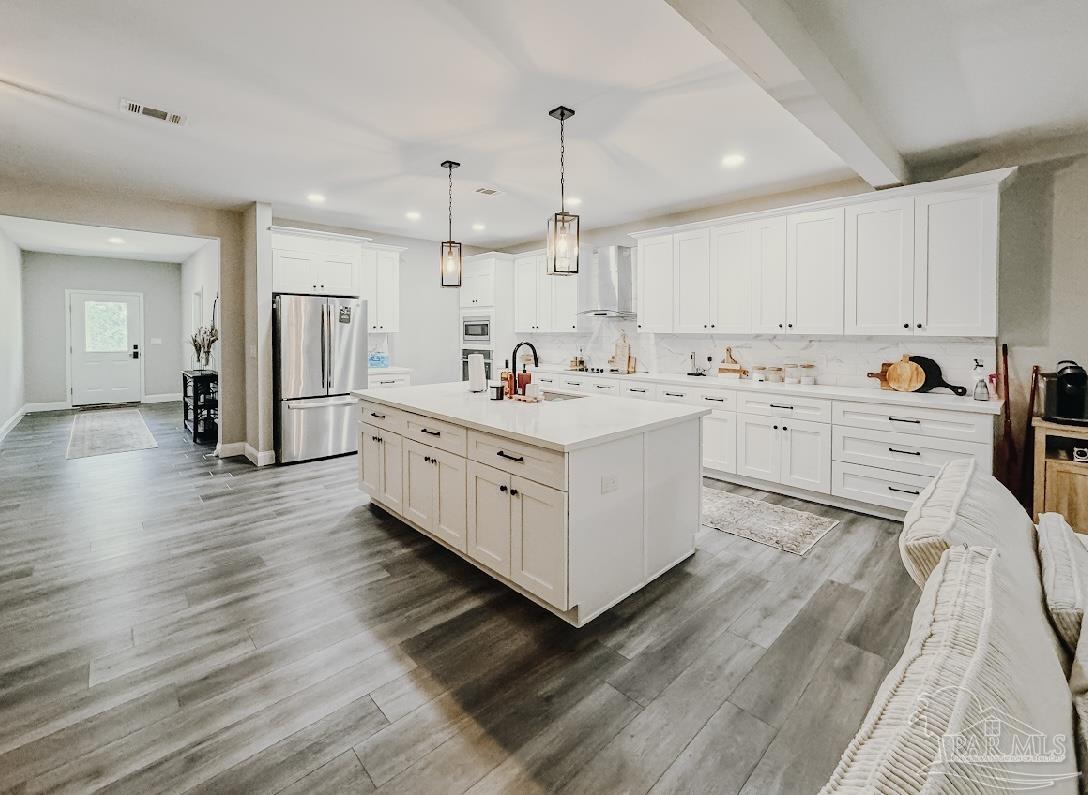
[[143, 393, 182, 404], [23, 401, 71, 413], [245, 444, 276, 467], [216, 441, 246, 458], [0, 407, 26, 444]]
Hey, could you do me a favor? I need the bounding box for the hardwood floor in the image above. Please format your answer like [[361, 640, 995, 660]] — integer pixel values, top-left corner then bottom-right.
[[0, 403, 919, 794]]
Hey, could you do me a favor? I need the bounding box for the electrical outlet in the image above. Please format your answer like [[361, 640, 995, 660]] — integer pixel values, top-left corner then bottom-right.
[[601, 474, 618, 494]]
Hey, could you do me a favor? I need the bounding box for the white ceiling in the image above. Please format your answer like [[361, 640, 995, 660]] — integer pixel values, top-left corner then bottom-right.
[[783, 0, 1088, 160], [0, 215, 212, 263], [0, 0, 852, 247]]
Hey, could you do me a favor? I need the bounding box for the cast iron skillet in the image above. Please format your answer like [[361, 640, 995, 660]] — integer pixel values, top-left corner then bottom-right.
[[910, 356, 967, 396]]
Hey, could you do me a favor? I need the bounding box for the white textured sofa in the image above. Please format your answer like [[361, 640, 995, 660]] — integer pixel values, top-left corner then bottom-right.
[[823, 459, 1084, 793]]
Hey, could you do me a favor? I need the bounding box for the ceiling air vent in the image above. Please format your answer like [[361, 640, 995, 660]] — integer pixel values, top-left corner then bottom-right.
[[474, 185, 502, 197], [119, 98, 186, 126]]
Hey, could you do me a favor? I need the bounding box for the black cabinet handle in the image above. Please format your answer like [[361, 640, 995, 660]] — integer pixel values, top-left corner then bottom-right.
[[630, 388, 646, 393], [510, 488, 519, 497], [889, 486, 921, 495], [888, 447, 921, 456], [497, 450, 524, 463], [903, 323, 909, 329], [595, 385, 610, 389], [773, 425, 779, 430], [703, 396, 724, 402], [788, 323, 793, 328], [778, 323, 783, 329], [782, 426, 788, 431], [370, 412, 386, 419], [888, 416, 921, 424], [770, 404, 794, 410], [423, 455, 431, 463], [420, 428, 441, 436], [499, 484, 508, 492], [664, 392, 684, 397]]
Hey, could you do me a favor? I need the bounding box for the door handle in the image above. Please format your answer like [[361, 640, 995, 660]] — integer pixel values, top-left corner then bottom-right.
[[369, 411, 386, 419], [496, 450, 524, 463], [510, 488, 519, 497], [499, 484, 508, 492], [320, 305, 327, 389], [131, 344, 140, 360], [420, 428, 441, 437]]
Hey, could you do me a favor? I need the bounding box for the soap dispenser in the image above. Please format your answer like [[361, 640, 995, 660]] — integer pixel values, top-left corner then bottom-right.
[[971, 358, 990, 401]]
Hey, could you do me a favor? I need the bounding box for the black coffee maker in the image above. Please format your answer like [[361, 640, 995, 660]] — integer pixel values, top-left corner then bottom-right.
[[1042, 360, 1088, 426]]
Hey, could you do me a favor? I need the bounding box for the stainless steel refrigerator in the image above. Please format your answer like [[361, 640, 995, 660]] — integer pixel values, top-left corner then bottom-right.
[[273, 294, 367, 463]]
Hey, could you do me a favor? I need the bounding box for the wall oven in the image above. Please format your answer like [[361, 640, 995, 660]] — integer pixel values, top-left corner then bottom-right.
[[462, 348, 492, 382], [461, 313, 492, 346]]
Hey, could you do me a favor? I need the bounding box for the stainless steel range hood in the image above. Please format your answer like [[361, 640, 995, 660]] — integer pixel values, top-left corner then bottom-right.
[[577, 245, 635, 318]]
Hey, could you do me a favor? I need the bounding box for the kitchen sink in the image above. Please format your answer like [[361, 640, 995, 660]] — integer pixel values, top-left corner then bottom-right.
[[542, 390, 585, 401]]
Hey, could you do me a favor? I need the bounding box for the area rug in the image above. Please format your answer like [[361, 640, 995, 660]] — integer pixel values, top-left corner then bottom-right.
[[66, 408, 158, 459], [702, 486, 839, 556]]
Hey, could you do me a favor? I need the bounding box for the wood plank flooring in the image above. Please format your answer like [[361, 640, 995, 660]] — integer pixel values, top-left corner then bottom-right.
[[0, 403, 919, 793]]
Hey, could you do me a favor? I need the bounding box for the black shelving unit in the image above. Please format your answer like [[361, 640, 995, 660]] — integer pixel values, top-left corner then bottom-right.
[[182, 370, 219, 445]]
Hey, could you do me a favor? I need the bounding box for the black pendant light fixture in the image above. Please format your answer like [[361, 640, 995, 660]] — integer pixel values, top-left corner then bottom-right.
[[546, 106, 579, 275], [440, 159, 462, 287]]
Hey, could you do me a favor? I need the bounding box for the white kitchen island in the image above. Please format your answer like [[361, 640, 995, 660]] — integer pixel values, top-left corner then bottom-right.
[[352, 382, 709, 627]]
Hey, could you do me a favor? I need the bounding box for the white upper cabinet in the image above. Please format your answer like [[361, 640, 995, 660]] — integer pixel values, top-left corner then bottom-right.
[[914, 189, 998, 336], [749, 216, 788, 334], [460, 258, 495, 308], [636, 234, 674, 333], [514, 254, 542, 332], [515, 253, 576, 333], [373, 249, 400, 333], [551, 270, 579, 332], [787, 208, 844, 335], [710, 222, 754, 334], [673, 229, 712, 333], [845, 197, 915, 335]]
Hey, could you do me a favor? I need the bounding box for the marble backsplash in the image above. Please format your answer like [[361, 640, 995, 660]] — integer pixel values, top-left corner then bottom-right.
[[521, 318, 996, 394]]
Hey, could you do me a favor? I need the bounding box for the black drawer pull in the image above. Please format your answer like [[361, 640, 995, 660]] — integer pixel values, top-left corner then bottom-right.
[[496, 450, 524, 463], [595, 385, 610, 389], [370, 412, 386, 419], [379, 379, 396, 384], [420, 428, 441, 436], [770, 404, 794, 410], [703, 396, 724, 402], [566, 381, 581, 386], [664, 392, 685, 397], [888, 416, 921, 424], [888, 486, 921, 495], [888, 447, 921, 456], [629, 388, 646, 393]]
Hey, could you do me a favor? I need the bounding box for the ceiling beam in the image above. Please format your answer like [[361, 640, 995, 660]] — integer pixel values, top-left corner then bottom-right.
[[666, 0, 908, 187]]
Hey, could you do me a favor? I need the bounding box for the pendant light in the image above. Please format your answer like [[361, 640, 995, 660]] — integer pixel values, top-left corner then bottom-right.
[[546, 106, 579, 275], [440, 159, 462, 287]]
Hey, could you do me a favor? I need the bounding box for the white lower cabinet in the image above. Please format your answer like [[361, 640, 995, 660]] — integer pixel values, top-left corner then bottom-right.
[[736, 413, 831, 493], [467, 461, 513, 578], [702, 410, 737, 475], [403, 439, 437, 530], [404, 441, 467, 551], [832, 461, 931, 512], [359, 423, 403, 514], [510, 476, 568, 610]]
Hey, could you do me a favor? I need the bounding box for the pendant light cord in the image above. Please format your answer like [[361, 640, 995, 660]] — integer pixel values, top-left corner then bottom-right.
[[447, 164, 453, 241], [559, 117, 565, 213]]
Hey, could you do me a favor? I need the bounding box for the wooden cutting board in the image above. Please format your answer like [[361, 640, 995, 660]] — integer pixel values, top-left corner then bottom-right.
[[867, 362, 893, 390], [887, 355, 925, 392]]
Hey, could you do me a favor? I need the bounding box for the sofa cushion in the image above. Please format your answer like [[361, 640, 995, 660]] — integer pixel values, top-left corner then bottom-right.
[[822, 546, 1077, 794], [1038, 512, 1088, 654], [899, 458, 1036, 587]]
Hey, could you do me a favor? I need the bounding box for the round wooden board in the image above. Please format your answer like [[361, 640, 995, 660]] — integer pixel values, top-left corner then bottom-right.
[[887, 355, 925, 392]]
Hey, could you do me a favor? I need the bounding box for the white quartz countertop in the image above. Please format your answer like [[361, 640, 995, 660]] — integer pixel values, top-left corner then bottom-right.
[[351, 382, 710, 452], [530, 366, 1004, 416]]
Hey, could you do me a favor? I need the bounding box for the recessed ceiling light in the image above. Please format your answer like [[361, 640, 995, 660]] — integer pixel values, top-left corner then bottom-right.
[[306, 193, 326, 204], [720, 153, 746, 168], [107, 236, 125, 244], [566, 196, 582, 206], [472, 223, 485, 231], [404, 211, 421, 221]]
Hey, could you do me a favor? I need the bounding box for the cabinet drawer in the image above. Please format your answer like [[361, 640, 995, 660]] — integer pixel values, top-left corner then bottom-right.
[[832, 461, 932, 512], [468, 431, 566, 491], [694, 388, 737, 411], [368, 374, 410, 388], [656, 385, 695, 404], [832, 425, 991, 477], [620, 380, 655, 400], [737, 392, 831, 423], [832, 401, 994, 444], [534, 373, 560, 388], [557, 376, 589, 392], [585, 379, 619, 395], [404, 414, 468, 457], [359, 400, 408, 434]]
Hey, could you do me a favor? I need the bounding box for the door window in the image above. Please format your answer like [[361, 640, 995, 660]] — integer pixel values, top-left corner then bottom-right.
[[84, 301, 128, 352]]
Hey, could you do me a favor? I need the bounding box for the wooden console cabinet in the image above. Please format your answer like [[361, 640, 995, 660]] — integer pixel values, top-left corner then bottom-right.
[[1033, 417, 1088, 533]]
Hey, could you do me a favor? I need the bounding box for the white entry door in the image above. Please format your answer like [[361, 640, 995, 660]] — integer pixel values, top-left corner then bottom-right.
[[69, 291, 143, 406]]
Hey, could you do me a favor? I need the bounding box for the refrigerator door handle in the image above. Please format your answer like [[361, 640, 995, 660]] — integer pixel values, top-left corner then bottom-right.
[[325, 302, 333, 391], [319, 304, 327, 391]]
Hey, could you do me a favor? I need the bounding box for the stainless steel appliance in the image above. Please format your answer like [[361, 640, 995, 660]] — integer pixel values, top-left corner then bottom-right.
[[578, 245, 635, 318], [273, 293, 367, 463], [1042, 360, 1088, 426], [461, 313, 492, 346], [462, 347, 492, 382]]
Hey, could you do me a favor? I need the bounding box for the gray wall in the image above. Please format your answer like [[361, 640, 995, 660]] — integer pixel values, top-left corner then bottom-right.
[[0, 229, 23, 432], [21, 252, 183, 403]]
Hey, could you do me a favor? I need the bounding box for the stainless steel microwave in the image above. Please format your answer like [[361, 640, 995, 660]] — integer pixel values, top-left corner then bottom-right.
[[461, 314, 492, 346]]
